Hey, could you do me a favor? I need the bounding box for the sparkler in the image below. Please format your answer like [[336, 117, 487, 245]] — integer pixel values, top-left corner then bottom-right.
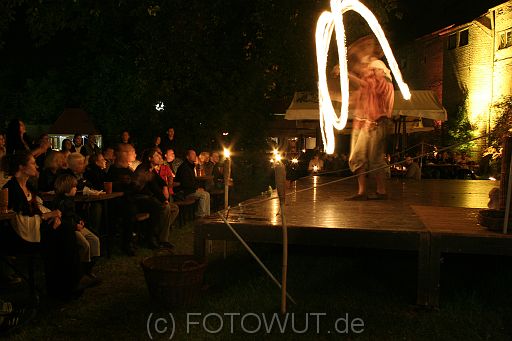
[[315, 0, 411, 154]]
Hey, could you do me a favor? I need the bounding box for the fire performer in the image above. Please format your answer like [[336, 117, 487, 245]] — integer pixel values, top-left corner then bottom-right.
[[345, 58, 394, 200]]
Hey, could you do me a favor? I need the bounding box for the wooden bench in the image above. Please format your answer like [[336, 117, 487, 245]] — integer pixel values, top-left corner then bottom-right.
[[175, 198, 197, 227]]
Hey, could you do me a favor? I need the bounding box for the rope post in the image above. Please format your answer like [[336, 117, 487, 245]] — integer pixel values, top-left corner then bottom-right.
[[223, 150, 231, 258], [274, 162, 288, 314]]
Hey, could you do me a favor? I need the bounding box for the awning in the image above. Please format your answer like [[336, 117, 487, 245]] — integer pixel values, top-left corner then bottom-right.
[[284, 90, 447, 121], [48, 108, 101, 135]]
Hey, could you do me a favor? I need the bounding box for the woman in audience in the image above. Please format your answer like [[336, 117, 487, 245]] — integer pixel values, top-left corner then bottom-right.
[[2, 151, 82, 299], [6, 119, 49, 157], [61, 139, 73, 153], [38, 151, 67, 192]]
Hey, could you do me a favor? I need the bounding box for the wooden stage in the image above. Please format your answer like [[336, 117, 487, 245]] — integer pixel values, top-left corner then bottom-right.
[[194, 177, 512, 307]]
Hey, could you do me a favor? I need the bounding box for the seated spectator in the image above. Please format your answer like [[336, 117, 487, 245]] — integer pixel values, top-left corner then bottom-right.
[[61, 138, 73, 153], [175, 149, 211, 217], [84, 152, 108, 191], [83, 134, 101, 157], [197, 151, 210, 176], [38, 151, 67, 192], [103, 145, 116, 171], [308, 153, 324, 173], [53, 174, 101, 285], [135, 147, 179, 248], [163, 148, 181, 174], [404, 156, 421, 180], [2, 151, 82, 299], [106, 143, 139, 255], [204, 151, 223, 190], [34, 133, 52, 170], [64, 153, 91, 190]]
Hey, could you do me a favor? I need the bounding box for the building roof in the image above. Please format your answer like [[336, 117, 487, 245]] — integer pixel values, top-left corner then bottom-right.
[[48, 108, 100, 135]]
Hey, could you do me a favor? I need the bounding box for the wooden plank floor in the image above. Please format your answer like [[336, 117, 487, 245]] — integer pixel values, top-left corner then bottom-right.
[[202, 176, 498, 233]]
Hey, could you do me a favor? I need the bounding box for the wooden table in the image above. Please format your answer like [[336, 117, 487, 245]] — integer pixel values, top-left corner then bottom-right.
[[41, 192, 124, 257]]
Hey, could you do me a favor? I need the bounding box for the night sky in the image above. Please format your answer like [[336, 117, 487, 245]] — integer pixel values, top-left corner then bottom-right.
[[395, 0, 505, 40]]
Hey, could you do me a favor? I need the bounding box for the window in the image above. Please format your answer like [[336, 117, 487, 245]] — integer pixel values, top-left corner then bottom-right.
[[448, 34, 457, 50], [499, 30, 512, 49], [459, 29, 469, 46]]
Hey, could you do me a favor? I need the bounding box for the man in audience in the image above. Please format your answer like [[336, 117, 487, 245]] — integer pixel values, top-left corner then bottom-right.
[[175, 149, 211, 217], [71, 133, 88, 156], [83, 134, 101, 156], [103, 146, 116, 171], [404, 156, 421, 180], [160, 127, 177, 157]]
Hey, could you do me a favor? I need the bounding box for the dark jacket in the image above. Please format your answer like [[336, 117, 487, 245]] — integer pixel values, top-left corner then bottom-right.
[[174, 159, 197, 196], [3, 177, 41, 217], [134, 163, 168, 203], [84, 163, 107, 191]]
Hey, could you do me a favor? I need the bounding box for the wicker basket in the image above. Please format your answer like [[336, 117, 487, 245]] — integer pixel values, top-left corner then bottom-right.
[[478, 209, 512, 233], [141, 255, 206, 307]]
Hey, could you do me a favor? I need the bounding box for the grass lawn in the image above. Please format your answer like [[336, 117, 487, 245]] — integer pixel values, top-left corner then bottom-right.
[[2, 166, 512, 340], [3, 219, 512, 340]]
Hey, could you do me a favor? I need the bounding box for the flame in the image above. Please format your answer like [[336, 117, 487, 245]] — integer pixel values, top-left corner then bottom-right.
[[315, 0, 410, 154], [223, 148, 231, 159]]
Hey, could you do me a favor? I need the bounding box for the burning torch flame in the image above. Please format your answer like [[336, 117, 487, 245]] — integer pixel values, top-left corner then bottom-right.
[[223, 148, 231, 159], [315, 0, 411, 154]]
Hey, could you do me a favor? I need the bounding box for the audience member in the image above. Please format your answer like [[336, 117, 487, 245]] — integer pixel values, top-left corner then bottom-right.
[[84, 152, 108, 191], [308, 153, 324, 173], [34, 133, 52, 170], [83, 134, 101, 156], [71, 133, 87, 156], [135, 147, 179, 248], [2, 151, 82, 299], [120, 130, 131, 144], [103, 146, 116, 171], [175, 149, 210, 217], [6, 119, 48, 157], [160, 127, 177, 156], [61, 138, 73, 153], [404, 156, 421, 180], [53, 174, 101, 285], [38, 151, 67, 192]]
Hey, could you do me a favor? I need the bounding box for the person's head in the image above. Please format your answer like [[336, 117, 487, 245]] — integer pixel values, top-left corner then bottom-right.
[[61, 138, 72, 151], [186, 149, 197, 163], [115, 143, 136, 165], [44, 151, 65, 171], [7, 119, 25, 137], [405, 156, 413, 166], [89, 152, 107, 170], [103, 146, 115, 161], [54, 173, 78, 196], [38, 133, 49, 146], [166, 128, 175, 139], [198, 151, 210, 164], [67, 152, 86, 175], [164, 148, 175, 163], [368, 59, 392, 81], [154, 136, 161, 146], [73, 133, 83, 147], [7, 150, 37, 178], [87, 134, 97, 145], [210, 151, 220, 164], [121, 130, 130, 143], [143, 147, 163, 167], [0, 133, 5, 147]]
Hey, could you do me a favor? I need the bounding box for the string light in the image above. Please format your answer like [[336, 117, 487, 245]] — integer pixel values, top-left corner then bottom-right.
[[315, 0, 411, 154]]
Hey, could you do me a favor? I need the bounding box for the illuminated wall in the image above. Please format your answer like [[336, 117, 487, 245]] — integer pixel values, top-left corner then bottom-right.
[[399, 1, 512, 141]]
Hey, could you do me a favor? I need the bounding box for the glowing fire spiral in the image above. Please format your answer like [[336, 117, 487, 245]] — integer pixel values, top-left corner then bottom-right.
[[316, 0, 411, 154]]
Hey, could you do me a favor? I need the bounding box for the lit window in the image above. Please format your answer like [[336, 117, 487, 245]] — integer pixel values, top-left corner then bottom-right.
[[498, 30, 512, 49], [448, 34, 457, 50], [459, 29, 469, 47]]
